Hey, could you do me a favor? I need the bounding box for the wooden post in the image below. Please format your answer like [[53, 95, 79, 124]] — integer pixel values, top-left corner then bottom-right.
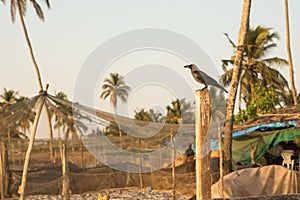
[[93, 141, 97, 167], [18, 140, 21, 165], [218, 124, 223, 198], [12, 143, 15, 169], [171, 128, 176, 200], [62, 143, 70, 200], [44, 102, 55, 163], [0, 141, 4, 200], [80, 140, 84, 168], [1, 141, 9, 198], [19, 97, 45, 200], [138, 138, 143, 189], [195, 89, 211, 199]]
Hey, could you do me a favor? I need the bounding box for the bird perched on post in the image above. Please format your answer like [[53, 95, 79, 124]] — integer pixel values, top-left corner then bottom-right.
[[184, 64, 228, 93]]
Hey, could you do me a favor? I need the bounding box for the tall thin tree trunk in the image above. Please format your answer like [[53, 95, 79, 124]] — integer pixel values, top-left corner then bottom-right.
[[223, 0, 251, 175], [19, 96, 45, 200], [44, 101, 55, 163], [284, 0, 298, 105], [17, 0, 43, 91]]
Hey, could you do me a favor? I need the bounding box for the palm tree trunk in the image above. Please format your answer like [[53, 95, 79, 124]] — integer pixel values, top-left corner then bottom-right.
[[114, 108, 122, 137], [284, 0, 298, 105], [16, 0, 43, 91], [223, 0, 252, 175], [19, 96, 45, 200], [44, 101, 55, 163]]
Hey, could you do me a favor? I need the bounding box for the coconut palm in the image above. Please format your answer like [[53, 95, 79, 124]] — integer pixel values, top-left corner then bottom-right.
[[223, 0, 252, 175], [149, 109, 164, 123], [221, 25, 289, 107], [1, 1, 51, 198], [1, 0, 50, 91], [100, 73, 131, 136], [284, 0, 298, 105], [0, 88, 19, 105], [134, 108, 151, 122], [104, 122, 124, 136], [100, 73, 131, 113], [210, 88, 226, 124], [15, 96, 35, 139], [165, 99, 194, 124], [49, 92, 69, 139], [0, 88, 19, 140], [62, 108, 88, 152], [49, 92, 88, 152]]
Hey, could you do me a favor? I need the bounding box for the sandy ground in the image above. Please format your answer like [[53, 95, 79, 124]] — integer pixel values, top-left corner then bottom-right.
[[7, 190, 191, 200]]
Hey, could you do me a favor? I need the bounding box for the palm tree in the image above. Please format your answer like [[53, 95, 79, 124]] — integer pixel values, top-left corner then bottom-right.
[[221, 25, 289, 107], [104, 121, 126, 136], [100, 73, 131, 136], [149, 109, 164, 123], [0, 88, 19, 140], [210, 88, 226, 124], [15, 96, 35, 139], [165, 99, 194, 124], [1, 0, 50, 91], [0, 88, 19, 105], [134, 108, 164, 124], [1, 1, 51, 198], [284, 0, 298, 105], [50, 92, 88, 152], [49, 92, 68, 139], [223, 0, 252, 175], [134, 108, 151, 122]]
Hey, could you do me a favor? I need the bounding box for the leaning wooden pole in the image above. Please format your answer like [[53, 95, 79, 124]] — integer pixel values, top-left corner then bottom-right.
[[44, 100, 55, 163], [62, 143, 70, 200], [138, 138, 143, 189], [19, 96, 45, 200], [218, 124, 224, 198], [0, 142, 4, 200], [195, 89, 211, 199], [1, 141, 9, 198], [171, 128, 176, 200]]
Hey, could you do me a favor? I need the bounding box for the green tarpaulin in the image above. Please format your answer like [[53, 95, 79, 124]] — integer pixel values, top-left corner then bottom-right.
[[232, 128, 300, 165]]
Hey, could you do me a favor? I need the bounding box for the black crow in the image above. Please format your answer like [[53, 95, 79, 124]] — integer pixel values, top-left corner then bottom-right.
[[184, 64, 228, 93]]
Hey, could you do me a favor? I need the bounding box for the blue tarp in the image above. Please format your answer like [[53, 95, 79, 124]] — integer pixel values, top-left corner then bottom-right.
[[232, 121, 296, 138]]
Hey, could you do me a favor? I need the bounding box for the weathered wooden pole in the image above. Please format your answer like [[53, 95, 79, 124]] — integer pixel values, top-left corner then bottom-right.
[[0, 141, 4, 200], [171, 128, 176, 200], [44, 101, 55, 163], [62, 143, 70, 200], [80, 140, 84, 168], [12, 143, 15, 169], [19, 96, 45, 200], [1, 141, 9, 198], [218, 123, 223, 198], [195, 89, 211, 199], [138, 137, 143, 189], [93, 141, 97, 167]]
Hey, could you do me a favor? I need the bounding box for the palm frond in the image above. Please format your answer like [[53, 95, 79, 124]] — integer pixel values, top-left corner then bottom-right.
[[224, 32, 237, 48], [10, 0, 16, 22], [262, 57, 288, 68], [43, 0, 50, 8], [30, 0, 44, 21]]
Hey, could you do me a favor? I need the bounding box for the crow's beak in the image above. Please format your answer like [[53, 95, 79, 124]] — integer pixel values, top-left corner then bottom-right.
[[184, 64, 191, 69]]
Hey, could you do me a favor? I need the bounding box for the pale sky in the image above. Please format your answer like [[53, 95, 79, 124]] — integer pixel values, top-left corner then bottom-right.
[[0, 1, 299, 137]]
